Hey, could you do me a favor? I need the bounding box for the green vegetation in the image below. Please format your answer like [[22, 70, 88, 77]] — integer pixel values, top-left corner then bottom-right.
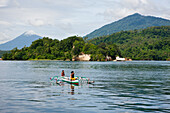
[[2, 36, 121, 61], [0, 50, 10, 58], [88, 26, 170, 60]]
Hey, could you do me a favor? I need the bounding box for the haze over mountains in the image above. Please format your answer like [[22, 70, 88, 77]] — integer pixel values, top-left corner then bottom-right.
[[85, 13, 170, 40], [0, 30, 42, 50]]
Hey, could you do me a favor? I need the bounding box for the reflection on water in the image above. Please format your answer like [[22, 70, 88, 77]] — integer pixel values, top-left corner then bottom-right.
[[0, 61, 169, 113]]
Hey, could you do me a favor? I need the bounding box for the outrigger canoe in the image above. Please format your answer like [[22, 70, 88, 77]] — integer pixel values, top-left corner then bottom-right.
[[50, 76, 94, 85]]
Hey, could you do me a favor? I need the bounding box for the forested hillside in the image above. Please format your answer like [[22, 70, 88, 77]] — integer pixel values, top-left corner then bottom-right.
[[88, 26, 170, 60], [2, 36, 121, 61], [85, 13, 170, 40]]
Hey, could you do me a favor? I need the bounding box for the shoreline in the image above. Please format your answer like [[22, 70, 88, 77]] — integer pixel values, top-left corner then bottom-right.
[[0, 57, 169, 61], [0, 59, 169, 61]]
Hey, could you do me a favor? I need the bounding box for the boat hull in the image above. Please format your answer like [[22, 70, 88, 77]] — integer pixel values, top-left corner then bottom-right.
[[61, 77, 79, 85]]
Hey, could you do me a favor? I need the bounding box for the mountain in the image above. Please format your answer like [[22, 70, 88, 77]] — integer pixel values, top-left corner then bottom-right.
[[85, 13, 170, 40], [0, 30, 42, 50]]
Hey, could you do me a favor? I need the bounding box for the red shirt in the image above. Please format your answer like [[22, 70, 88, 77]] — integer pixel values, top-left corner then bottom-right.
[[61, 72, 65, 76]]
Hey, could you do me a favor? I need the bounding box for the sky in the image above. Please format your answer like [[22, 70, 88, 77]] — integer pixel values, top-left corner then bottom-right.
[[0, 0, 170, 44]]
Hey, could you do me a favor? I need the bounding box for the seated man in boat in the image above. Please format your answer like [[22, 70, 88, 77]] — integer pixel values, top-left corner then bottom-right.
[[70, 71, 75, 80], [61, 70, 65, 77]]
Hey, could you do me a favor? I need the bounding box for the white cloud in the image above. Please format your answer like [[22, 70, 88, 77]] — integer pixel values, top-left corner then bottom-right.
[[0, 0, 9, 7], [29, 19, 45, 26], [97, 0, 170, 22], [0, 32, 11, 44], [122, 0, 148, 8], [0, 20, 11, 26]]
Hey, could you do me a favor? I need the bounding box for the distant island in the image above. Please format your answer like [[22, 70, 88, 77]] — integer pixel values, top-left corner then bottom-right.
[[2, 26, 170, 61]]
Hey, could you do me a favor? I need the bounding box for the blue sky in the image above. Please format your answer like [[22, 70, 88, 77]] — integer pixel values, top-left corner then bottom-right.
[[0, 0, 170, 44]]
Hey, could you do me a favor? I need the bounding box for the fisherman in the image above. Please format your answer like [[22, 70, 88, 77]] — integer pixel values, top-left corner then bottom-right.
[[61, 70, 65, 77], [70, 71, 75, 80]]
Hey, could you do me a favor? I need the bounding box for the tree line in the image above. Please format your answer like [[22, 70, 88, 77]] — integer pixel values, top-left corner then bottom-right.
[[2, 36, 121, 61]]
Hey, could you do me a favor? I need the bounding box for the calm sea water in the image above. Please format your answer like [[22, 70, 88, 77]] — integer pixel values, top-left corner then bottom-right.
[[0, 61, 169, 113]]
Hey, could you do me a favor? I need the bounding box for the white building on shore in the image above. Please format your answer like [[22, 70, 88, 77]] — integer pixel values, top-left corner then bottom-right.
[[113, 56, 132, 61], [114, 56, 126, 61]]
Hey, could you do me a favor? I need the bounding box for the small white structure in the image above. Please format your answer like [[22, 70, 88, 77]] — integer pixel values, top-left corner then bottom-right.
[[78, 54, 91, 61], [72, 53, 91, 61], [115, 56, 125, 61]]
